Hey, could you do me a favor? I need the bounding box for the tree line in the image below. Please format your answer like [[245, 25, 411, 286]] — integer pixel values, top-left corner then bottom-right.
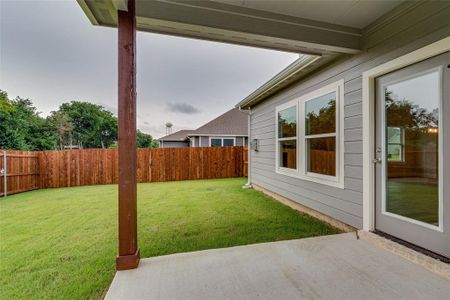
[[0, 90, 159, 151]]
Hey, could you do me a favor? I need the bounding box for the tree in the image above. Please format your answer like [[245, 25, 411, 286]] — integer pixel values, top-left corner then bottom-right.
[[304, 99, 336, 152], [51, 101, 118, 148], [0, 90, 14, 111], [385, 89, 438, 149], [385, 90, 437, 129], [48, 111, 74, 150], [0, 90, 57, 150], [137, 130, 159, 148], [305, 99, 336, 135], [1, 90, 159, 150]]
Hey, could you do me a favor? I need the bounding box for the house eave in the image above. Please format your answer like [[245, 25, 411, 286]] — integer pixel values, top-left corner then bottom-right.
[[188, 134, 248, 137], [77, 0, 364, 55], [76, 0, 99, 25], [236, 55, 321, 109], [158, 139, 189, 142]]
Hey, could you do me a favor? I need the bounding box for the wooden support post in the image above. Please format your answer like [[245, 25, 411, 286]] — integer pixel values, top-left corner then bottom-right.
[[116, 0, 140, 270]]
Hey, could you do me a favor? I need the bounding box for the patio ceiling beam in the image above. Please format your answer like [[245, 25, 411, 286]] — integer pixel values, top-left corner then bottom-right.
[[135, 0, 361, 55], [112, 0, 128, 12], [116, 0, 139, 271], [78, 0, 362, 55]]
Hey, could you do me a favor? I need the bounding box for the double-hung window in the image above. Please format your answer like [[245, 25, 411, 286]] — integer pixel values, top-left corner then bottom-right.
[[275, 80, 344, 188], [304, 91, 337, 178], [387, 127, 405, 162], [276, 104, 297, 171]]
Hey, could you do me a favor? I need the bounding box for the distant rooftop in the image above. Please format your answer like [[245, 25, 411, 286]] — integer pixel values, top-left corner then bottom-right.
[[157, 108, 249, 141], [193, 108, 248, 136], [158, 130, 195, 141]]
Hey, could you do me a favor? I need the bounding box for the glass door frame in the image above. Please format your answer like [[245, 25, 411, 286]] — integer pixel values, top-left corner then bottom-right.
[[378, 66, 444, 232]]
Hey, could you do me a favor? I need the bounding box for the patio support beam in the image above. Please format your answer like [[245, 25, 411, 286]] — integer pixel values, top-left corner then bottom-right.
[[116, 0, 139, 270], [135, 0, 361, 54]]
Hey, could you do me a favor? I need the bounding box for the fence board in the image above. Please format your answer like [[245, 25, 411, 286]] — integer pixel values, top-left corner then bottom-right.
[[0, 146, 246, 196], [35, 146, 245, 189], [0, 150, 40, 196]]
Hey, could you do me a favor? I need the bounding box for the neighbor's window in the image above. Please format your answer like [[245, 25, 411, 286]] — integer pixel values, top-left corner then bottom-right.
[[387, 127, 405, 162], [277, 105, 297, 169], [223, 138, 234, 146], [210, 137, 235, 147], [211, 138, 222, 147], [305, 91, 337, 176]]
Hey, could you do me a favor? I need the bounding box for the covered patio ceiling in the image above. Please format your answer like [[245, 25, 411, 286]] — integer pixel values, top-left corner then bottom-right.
[[77, 0, 404, 55]]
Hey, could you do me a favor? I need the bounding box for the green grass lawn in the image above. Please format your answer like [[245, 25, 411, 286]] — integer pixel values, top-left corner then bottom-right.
[[0, 178, 339, 299], [387, 180, 439, 225]]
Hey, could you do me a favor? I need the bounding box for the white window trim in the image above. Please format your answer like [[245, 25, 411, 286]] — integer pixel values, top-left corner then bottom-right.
[[209, 136, 236, 147], [275, 99, 298, 174], [275, 80, 344, 189], [362, 36, 450, 231], [386, 127, 405, 163]]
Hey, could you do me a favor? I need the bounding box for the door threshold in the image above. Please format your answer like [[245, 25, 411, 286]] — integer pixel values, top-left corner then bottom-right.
[[373, 230, 449, 264], [357, 230, 450, 280]]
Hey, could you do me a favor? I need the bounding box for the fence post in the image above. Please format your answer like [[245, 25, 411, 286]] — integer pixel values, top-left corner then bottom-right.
[[2, 150, 6, 197]]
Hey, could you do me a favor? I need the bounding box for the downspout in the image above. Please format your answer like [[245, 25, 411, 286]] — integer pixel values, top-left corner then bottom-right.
[[242, 108, 252, 189]]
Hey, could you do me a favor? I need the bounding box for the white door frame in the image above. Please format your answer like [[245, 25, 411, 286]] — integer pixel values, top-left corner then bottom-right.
[[362, 36, 450, 231]]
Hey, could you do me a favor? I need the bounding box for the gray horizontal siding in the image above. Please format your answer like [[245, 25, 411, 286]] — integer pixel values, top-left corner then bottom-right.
[[252, 162, 363, 205], [249, 2, 449, 229], [344, 128, 362, 142], [252, 172, 363, 227], [200, 136, 209, 147], [160, 141, 189, 148]]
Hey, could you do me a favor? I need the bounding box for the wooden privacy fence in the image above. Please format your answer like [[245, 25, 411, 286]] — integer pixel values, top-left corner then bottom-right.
[[1, 146, 247, 196], [0, 150, 40, 197], [309, 150, 336, 176]]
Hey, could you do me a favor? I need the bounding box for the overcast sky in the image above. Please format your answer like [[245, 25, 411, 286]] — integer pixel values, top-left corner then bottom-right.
[[0, 0, 297, 138]]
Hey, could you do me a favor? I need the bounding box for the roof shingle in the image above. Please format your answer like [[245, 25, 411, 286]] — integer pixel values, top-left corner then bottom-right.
[[191, 108, 248, 136], [159, 130, 195, 141]]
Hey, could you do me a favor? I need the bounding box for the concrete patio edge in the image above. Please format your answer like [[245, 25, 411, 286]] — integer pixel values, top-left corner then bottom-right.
[[105, 233, 450, 300], [358, 230, 450, 280]]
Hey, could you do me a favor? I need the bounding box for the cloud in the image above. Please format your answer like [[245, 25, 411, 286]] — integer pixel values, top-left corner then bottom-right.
[[99, 103, 118, 116], [166, 102, 200, 114], [138, 123, 164, 137]]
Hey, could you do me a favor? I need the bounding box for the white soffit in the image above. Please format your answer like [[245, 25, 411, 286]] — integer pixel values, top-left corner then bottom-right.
[[78, 0, 369, 55], [214, 0, 404, 29]]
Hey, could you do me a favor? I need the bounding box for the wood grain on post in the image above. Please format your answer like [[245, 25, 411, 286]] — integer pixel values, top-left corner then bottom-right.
[[116, 0, 139, 270]]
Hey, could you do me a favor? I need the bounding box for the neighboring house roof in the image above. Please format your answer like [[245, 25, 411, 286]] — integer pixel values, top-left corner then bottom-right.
[[190, 108, 249, 136], [158, 108, 248, 141], [159, 130, 194, 141]]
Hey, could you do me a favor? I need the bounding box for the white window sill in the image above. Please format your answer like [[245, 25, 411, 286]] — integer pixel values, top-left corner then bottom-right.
[[275, 168, 344, 189]]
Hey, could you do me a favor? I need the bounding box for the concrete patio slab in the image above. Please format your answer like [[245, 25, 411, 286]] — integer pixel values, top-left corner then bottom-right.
[[106, 233, 450, 300]]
